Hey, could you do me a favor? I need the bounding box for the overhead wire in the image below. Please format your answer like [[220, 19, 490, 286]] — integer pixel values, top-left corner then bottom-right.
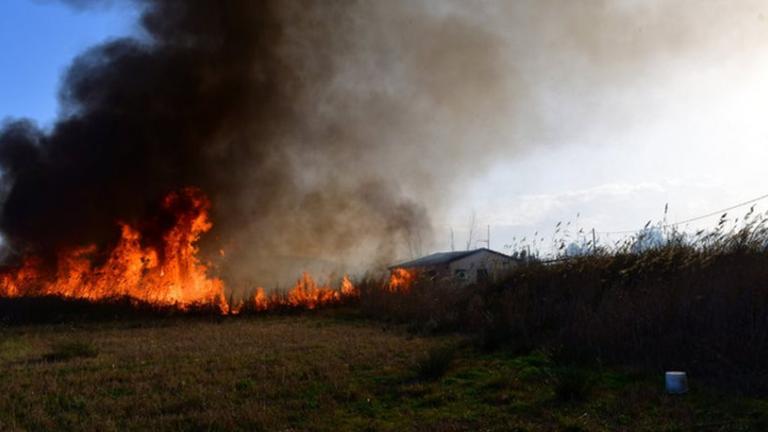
[[596, 192, 768, 235]]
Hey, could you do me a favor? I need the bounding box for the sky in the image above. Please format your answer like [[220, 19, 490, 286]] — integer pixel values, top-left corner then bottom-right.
[[439, 1, 768, 254], [0, 0, 136, 126], [3, 1, 768, 258]]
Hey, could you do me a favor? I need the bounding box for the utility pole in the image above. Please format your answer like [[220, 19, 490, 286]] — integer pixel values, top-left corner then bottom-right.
[[450, 227, 455, 251], [592, 228, 597, 254], [466, 212, 476, 250], [476, 225, 491, 249]]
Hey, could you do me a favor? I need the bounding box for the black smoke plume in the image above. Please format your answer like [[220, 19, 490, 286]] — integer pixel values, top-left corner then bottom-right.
[[0, 0, 514, 289]]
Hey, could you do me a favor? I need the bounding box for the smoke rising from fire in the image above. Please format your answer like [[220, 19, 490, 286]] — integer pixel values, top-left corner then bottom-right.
[[1, 1, 765, 290], [0, 0, 521, 290]]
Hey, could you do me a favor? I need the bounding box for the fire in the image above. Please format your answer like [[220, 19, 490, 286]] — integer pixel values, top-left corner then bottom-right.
[[0, 188, 227, 311], [242, 273, 358, 311], [0, 188, 358, 314], [287, 272, 353, 309], [251, 287, 269, 311], [387, 268, 416, 292], [340, 274, 355, 296]]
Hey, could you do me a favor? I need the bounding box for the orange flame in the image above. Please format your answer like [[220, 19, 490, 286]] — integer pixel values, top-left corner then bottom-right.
[[387, 268, 416, 293], [287, 272, 352, 309], [243, 273, 358, 311], [340, 274, 355, 296], [251, 287, 270, 311], [0, 188, 358, 314], [0, 188, 227, 311]]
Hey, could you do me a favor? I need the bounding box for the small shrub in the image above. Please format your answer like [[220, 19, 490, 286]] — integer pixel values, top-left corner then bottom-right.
[[235, 378, 255, 393], [475, 323, 513, 352], [552, 368, 593, 403], [44, 340, 98, 362], [414, 346, 456, 381], [559, 423, 588, 432], [512, 351, 553, 383]]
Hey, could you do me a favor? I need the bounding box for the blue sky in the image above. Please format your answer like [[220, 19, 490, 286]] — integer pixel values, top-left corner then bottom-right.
[[0, 0, 136, 125]]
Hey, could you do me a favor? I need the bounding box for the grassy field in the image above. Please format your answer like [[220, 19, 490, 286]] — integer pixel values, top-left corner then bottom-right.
[[0, 311, 766, 431]]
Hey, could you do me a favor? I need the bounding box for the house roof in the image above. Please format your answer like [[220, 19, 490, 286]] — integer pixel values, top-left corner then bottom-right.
[[389, 248, 515, 269]]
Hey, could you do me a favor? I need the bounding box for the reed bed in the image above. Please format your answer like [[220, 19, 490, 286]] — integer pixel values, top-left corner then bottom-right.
[[360, 208, 768, 394]]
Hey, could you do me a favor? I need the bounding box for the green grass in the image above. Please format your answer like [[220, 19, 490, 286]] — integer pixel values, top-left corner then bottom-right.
[[0, 313, 766, 431], [551, 367, 594, 403], [413, 345, 456, 381], [43, 340, 99, 362]]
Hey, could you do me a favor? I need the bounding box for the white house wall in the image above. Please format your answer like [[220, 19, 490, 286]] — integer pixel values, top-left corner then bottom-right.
[[448, 250, 516, 284]]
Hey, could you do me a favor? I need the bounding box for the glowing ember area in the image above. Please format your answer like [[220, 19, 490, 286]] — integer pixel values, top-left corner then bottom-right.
[[387, 268, 416, 293], [0, 188, 358, 314]]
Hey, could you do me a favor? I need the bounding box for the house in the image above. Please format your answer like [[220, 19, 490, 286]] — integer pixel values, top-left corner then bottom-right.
[[389, 248, 518, 284]]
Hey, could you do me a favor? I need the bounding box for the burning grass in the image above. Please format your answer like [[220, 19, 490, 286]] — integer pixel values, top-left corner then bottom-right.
[[0, 188, 229, 311], [4, 188, 768, 425], [0, 188, 359, 316]]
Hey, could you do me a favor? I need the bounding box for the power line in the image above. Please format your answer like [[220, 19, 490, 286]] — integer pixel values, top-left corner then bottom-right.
[[672, 192, 768, 226], [597, 192, 768, 235]]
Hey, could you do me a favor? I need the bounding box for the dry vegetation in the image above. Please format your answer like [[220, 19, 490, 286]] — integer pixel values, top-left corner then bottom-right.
[[0, 313, 450, 431], [5, 213, 768, 430], [360, 212, 768, 397], [0, 312, 766, 431]]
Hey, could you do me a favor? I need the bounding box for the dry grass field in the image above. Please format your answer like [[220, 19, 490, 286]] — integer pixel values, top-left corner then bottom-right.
[[1, 310, 766, 431]]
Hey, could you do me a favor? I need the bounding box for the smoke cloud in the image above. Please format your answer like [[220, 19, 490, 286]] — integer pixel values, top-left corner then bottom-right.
[[2, 0, 765, 289], [0, 0, 515, 289]]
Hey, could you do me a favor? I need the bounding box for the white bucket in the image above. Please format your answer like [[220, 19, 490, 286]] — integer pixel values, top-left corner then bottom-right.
[[665, 371, 688, 394]]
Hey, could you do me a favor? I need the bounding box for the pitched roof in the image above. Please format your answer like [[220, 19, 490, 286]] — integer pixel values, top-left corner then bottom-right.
[[389, 248, 514, 269]]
